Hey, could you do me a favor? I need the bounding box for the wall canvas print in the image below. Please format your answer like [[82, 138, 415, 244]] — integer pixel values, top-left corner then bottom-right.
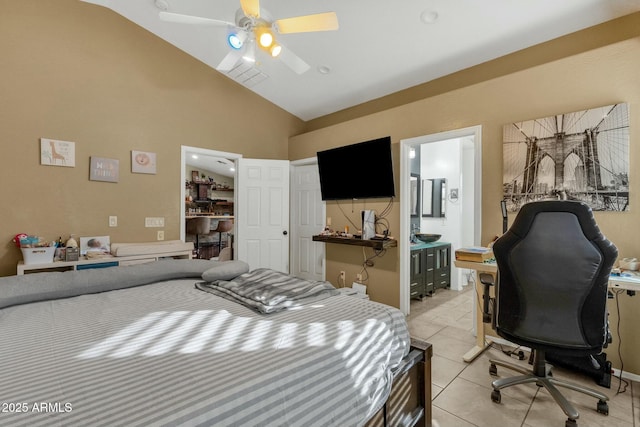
[[90, 157, 119, 183], [131, 150, 156, 174], [503, 103, 629, 212], [40, 138, 75, 167]]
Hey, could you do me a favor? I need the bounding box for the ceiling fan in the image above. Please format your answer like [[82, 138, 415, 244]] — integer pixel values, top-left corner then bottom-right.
[[159, 0, 339, 74]]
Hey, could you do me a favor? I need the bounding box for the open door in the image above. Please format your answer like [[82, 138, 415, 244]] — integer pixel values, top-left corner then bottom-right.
[[290, 162, 325, 281], [236, 158, 290, 272]]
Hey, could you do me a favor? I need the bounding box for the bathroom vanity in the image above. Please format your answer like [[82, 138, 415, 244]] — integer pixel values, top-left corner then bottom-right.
[[410, 241, 451, 299]]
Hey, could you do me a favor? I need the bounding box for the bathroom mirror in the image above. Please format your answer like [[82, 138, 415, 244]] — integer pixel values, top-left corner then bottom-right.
[[423, 178, 446, 218], [410, 174, 420, 217], [422, 179, 433, 217]]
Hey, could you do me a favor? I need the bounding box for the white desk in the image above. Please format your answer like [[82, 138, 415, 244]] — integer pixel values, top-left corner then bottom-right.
[[17, 250, 192, 275], [454, 259, 640, 363]]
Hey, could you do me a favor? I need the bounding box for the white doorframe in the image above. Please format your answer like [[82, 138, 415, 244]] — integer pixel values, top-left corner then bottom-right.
[[180, 146, 243, 242], [399, 126, 483, 315]]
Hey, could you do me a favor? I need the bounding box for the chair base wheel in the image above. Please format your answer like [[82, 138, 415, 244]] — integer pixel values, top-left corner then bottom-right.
[[597, 400, 609, 415], [491, 389, 501, 403], [489, 363, 497, 376], [565, 418, 577, 427]]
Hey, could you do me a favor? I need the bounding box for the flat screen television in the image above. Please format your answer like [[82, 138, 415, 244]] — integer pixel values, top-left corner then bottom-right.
[[317, 136, 395, 201]]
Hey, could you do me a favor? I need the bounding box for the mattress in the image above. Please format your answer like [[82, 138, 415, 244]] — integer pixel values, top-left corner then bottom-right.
[[0, 275, 410, 426]]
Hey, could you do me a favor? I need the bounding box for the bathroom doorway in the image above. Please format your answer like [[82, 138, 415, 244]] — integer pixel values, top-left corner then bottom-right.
[[399, 126, 482, 315]]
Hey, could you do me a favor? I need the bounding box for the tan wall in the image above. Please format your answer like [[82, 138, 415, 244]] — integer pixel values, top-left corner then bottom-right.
[[0, 0, 304, 276], [290, 20, 640, 374]]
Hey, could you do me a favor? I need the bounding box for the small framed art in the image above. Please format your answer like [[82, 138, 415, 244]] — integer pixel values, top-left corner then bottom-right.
[[90, 157, 119, 182], [132, 150, 156, 174], [40, 138, 75, 167]]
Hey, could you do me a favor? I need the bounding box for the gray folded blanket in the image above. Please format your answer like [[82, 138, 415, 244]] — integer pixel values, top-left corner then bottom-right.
[[196, 268, 338, 314]]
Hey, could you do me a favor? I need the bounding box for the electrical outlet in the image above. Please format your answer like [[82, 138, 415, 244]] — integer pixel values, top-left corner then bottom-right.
[[339, 271, 346, 282], [327, 217, 332, 226], [109, 216, 117, 227], [356, 273, 363, 282], [157, 230, 164, 241]]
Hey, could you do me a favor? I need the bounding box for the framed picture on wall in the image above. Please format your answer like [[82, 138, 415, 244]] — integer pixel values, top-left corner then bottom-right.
[[40, 138, 75, 167], [502, 102, 629, 212], [90, 157, 119, 183], [131, 150, 156, 174]]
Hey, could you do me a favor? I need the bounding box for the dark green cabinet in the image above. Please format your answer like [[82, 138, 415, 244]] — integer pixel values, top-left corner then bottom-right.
[[410, 242, 451, 299]]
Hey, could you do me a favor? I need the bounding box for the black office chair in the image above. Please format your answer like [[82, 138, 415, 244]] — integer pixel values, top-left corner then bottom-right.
[[489, 200, 617, 427]]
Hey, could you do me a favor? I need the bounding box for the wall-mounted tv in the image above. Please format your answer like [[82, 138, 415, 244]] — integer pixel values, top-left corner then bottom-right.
[[317, 136, 395, 201]]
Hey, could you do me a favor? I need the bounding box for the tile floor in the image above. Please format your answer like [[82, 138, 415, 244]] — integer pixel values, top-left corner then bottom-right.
[[407, 285, 639, 427]]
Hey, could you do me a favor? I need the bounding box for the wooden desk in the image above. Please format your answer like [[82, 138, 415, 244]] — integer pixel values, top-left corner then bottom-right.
[[454, 260, 497, 362], [453, 259, 639, 363]]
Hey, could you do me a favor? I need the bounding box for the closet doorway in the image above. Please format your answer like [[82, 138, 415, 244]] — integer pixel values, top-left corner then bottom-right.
[[180, 146, 240, 259]]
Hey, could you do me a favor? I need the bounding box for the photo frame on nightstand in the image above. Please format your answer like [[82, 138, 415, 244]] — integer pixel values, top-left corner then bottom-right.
[[79, 235, 111, 256]]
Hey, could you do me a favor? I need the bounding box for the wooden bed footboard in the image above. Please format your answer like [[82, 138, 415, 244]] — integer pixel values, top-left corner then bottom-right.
[[365, 338, 433, 427]]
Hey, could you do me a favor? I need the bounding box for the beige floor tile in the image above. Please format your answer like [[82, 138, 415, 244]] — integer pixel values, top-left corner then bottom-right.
[[428, 333, 477, 362], [432, 383, 444, 400], [432, 354, 467, 389], [437, 325, 476, 345], [434, 377, 530, 427], [526, 389, 632, 427], [407, 318, 446, 341], [431, 405, 476, 427], [458, 349, 538, 405]]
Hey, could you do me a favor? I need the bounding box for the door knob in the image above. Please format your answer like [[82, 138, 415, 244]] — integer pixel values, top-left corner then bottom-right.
[[283, 231, 288, 235]]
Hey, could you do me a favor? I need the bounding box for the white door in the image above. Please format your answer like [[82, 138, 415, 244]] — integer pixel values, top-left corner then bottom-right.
[[236, 158, 290, 272], [290, 163, 325, 281]]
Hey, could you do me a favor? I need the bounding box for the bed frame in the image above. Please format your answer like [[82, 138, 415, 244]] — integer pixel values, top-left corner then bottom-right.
[[365, 338, 433, 427]]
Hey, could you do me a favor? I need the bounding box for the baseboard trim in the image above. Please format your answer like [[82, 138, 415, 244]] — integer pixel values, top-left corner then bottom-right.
[[612, 368, 640, 383]]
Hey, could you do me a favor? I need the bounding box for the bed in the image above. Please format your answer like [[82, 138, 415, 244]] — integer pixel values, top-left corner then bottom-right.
[[0, 259, 431, 427]]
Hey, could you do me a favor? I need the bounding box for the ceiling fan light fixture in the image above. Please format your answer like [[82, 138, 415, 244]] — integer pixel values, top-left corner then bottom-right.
[[270, 43, 281, 57], [228, 31, 246, 50], [257, 28, 274, 48]]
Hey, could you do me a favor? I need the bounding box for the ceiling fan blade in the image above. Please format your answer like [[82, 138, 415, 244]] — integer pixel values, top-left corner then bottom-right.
[[275, 12, 338, 34], [217, 49, 244, 72], [240, 0, 260, 19], [278, 45, 311, 75], [159, 11, 234, 26]]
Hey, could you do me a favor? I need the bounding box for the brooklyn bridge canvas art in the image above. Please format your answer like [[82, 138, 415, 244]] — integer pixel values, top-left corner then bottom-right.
[[503, 103, 629, 212]]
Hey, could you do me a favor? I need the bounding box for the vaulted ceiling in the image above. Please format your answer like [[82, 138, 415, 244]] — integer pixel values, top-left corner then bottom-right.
[[82, 0, 640, 121]]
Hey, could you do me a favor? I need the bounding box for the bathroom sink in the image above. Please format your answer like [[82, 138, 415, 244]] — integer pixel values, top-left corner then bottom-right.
[[415, 233, 441, 243]]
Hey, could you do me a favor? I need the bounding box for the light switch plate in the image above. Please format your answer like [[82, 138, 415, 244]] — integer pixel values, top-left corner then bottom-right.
[[145, 217, 165, 227], [109, 216, 117, 227]]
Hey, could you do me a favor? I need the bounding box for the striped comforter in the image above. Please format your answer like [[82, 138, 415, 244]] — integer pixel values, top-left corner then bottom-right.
[[1, 277, 410, 426]]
